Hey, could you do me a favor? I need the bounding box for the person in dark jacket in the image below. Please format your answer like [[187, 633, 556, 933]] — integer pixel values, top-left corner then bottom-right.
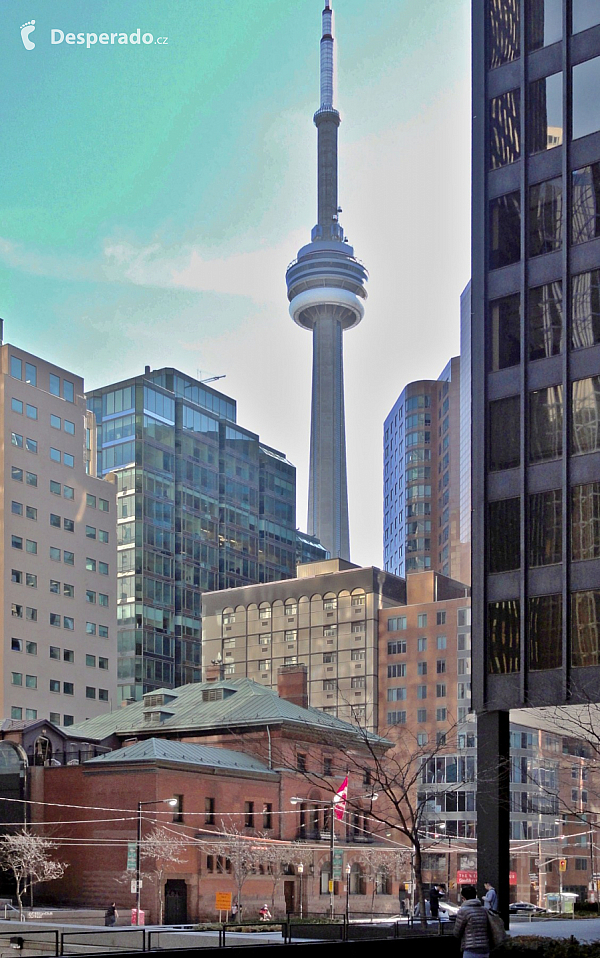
[[429, 884, 441, 918], [104, 903, 118, 927], [454, 885, 490, 958]]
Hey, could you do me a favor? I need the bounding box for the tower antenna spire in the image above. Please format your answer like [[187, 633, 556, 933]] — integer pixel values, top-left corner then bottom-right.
[[285, 1, 368, 561]]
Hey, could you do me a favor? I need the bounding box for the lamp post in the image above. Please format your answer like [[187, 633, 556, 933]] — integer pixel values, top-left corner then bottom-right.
[[298, 863, 304, 919], [345, 863, 351, 922], [438, 823, 451, 901], [136, 798, 178, 924]]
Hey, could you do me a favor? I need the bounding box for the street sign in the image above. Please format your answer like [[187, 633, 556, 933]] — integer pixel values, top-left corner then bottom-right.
[[127, 842, 137, 872], [333, 850, 344, 880], [529, 873, 537, 881], [130, 880, 142, 893], [215, 893, 232, 911]]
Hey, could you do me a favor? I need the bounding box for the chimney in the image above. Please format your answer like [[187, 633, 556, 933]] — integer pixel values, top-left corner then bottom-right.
[[204, 663, 222, 684], [277, 664, 308, 709], [145, 365, 151, 375]]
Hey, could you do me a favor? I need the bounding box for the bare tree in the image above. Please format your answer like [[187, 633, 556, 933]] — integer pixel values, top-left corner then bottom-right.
[[206, 824, 263, 920], [252, 839, 313, 916], [0, 830, 67, 919], [355, 846, 410, 915], [140, 827, 188, 925]]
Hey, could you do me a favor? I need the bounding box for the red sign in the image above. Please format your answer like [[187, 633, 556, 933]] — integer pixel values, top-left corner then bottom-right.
[[456, 871, 517, 887]]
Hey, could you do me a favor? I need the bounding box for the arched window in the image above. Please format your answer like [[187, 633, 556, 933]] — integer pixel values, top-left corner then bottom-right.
[[320, 865, 330, 895], [375, 870, 391, 895], [349, 862, 365, 895]]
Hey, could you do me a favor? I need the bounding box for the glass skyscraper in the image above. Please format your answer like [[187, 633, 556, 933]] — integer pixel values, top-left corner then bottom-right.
[[87, 367, 296, 703]]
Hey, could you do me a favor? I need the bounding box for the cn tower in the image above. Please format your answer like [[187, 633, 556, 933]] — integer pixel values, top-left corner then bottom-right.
[[286, 0, 368, 561]]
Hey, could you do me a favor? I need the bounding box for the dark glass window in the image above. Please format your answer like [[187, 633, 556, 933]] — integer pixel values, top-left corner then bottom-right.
[[572, 164, 600, 245], [572, 377, 600, 454], [490, 90, 521, 169], [529, 594, 562, 670], [489, 498, 520, 572], [489, 396, 520, 470], [488, 600, 520, 673], [572, 589, 600, 667], [529, 490, 562, 566], [573, 57, 600, 140], [572, 483, 600, 560], [490, 192, 521, 269], [529, 282, 563, 359], [488, 0, 520, 68], [529, 179, 562, 257], [572, 269, 600, 348], [527, 0, 562, 50], [529, 386, 563, 461], [490, 293, 521, 369], [573, 2, 600, 34], [528, 73, 563, 154]]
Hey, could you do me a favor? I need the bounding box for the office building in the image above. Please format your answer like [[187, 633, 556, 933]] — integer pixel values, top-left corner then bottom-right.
[[286, 1, 368, 560], [295, 530, 330, 566], [383, 358, 467, 583], [86, 367, 296, 704], [202, 558, 406, 730], [1, 342, 117, 725], [472, 0, 600, 910]]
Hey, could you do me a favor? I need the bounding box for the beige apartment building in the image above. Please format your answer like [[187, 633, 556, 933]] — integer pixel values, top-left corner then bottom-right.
[[201, 558, 406, 730], [1, 343, 117, 725]]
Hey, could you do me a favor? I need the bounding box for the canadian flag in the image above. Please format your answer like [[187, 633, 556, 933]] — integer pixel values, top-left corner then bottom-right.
[[333, 776, 348, 821]]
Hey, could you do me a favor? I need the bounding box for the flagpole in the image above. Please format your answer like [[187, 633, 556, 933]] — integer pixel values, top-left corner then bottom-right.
[[329, 796, 335, 919]]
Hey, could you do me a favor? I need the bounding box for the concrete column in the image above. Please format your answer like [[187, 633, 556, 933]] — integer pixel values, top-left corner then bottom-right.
[[476, 709, 510, 926]]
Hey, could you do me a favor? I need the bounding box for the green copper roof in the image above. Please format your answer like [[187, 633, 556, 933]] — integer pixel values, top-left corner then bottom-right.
[[85, 737, 275, 775], [66, 678, 385, 748]]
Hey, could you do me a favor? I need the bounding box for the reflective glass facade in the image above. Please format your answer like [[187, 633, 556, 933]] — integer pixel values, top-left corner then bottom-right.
[[87, 368, 295, 702]]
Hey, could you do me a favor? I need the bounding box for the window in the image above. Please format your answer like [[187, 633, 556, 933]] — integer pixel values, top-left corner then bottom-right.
[[205, 797, 215, 825], [86, 558, 96, 572], [258, 660, 270, 671], [87, 494, 96, 509], [417, 708, 427, 723], [417, 661, 427, 675], [26, 608, 37, 622], [99, 498, 109, 512], [50, 414, 61, 429], [417, 732, 428, 746], [528, 73, 563, 155], [529, 594, 562, 670], [64, 486, 74, 500], [387, 687, 406, 701], [25, 506, 36, 521], [284, 603, 297, 616], [86, 654, 96, 667], [86, 591, 96, 604], [437, 707, 447, 722], [50, 448, 61, 463], [436, 611, 446, 625], [64, 420, 75, 435], [388, 710, 407, 725], [11, 467, 23, 482], [63, 616, 74, 631], [86, 526, 96, 539], [388, 616, 407, 631], [437, 659, 447, 673], [49, 374, 60, 396], [490, 89, 520, 169], [63, 650, 74, 663], [262, 803, 273, 829], [99, 657, 108, 670], [25, 675, 37, 689], [297, 754, 307, 772], [11, 673, 22, 687], [388, 663, 406, 678], [436, 684, 447, 698], [489, 600, 520, 673], [11, 570, 22, 584], [490, 191, 521, 268], [575, 858, 588, 871], [49, 580, 60, 595], [351, 649, 365, 661], [86, 622, 96, 634], [63, 683, 74, 695], [529, 282, 563, 360], [418, 637, 427, 652], [99, 625, 109, 638], [11, 357, 22, 379], [351, 622, 364, 633], [530, 385, 564, 461], [258, 607, 271, 620], [64, 519, 74, 533], [64, 453, 74, 468], [26, 472, 37, 487], [99, 530, 109, 543], [417, 685, 427, 699], [490, 396, 520, 470], [12, 432, 23, 448], [11, 638, 22, 652], [26, 405, 37, 420], [324, 758, 333, 776], [99, 593, 108, 606], [573, 56, 600, 140], [50, 514, 61, 529], [86, 687, 96, 700], [49, 647, 60, 660], [530, 490, 562, 566], [323, 652, 336, 663], [489, 497, 520, 572], [12, 501, 23, 516], [417, 614, 427, 628], [11, 398, 23, 414], [50, 480, 61, 496], [284, 630, 297, 642], [11, 604, 23, 619], [50, 613, 60, 627], [11, 535, 23, 551], [26, 573, 36, 588], [529, 178, 562, 256], [437, 635, 447, 650], [63, 381, 74, 403], [351, 595, 365, 606], [388, 640, 406, 654], [51, 679, 60, 693], [572, 377, 600, 455], [351, 676, 366, 689], [323, 597, 337, 611], [26, 539, 37, 554], [64, 551, 74, 566], [99, 689, 108, 702], [11, 708, 22, 720], [99, 562, 108, 576]]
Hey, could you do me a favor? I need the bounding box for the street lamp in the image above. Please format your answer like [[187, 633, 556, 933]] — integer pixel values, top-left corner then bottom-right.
[[345, 862, 351, 922], [136, 798, 178, 924], [438, 823, 451, 900], [297, 863, 304, 919]]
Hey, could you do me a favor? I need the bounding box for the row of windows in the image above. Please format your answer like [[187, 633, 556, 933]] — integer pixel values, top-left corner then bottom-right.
[[13, 470, 109, 513], [387, 659, 464, 677], [388, 635, 472, 654], [9, 708, 75, 725], [488, 589, 600, 672], [9, 358, 73, 402], [323, 676, 366, 690], [387, 707, 453, 725], [12, 397, 76, 433], [491, 271, 600, 372], [489, 484, 600, 571], [11, 639, 109, 672], [387, 610, 470, 631], [489, 1, 600, 69], [490, 378, 600, 470], [11, 433, 38, 454], [387, 683, 471, 701]]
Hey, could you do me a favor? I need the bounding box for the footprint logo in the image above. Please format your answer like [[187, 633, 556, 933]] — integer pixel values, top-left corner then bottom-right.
[[20, 20, 36, 51]]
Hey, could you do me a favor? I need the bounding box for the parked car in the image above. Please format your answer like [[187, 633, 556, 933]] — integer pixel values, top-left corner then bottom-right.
[[509, 901, 547, 914]]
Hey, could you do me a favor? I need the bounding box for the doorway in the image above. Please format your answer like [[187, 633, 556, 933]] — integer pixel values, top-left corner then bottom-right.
[[164, 880, 187, 924]]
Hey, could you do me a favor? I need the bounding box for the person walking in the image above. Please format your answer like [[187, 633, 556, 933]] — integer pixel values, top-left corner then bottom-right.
[[104, 903, 118, 927], [483, 883, 498, 911], [454, 885, 490, 958], [429, 884, 441, 919]]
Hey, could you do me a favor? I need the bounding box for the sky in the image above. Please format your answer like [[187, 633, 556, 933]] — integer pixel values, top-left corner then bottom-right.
[[0, 0, 472, 568]]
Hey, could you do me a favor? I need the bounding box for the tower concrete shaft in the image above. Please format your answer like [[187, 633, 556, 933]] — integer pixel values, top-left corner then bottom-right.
[[286, 0, 368, 560]]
